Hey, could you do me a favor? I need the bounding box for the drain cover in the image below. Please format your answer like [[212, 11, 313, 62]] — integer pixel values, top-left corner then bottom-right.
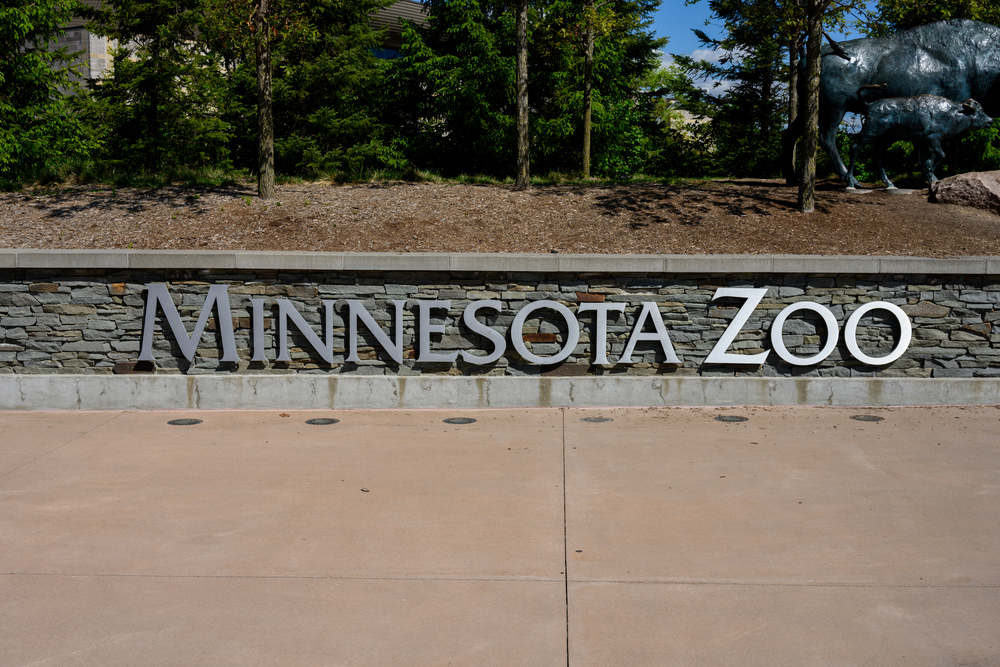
[[581, 417, 613, 423], [851, 414, 884, 422], [305, 418, 340, 425], [715, 415, 748, 423], [167, 419, 202, 426], [443, 417, 477, 425]]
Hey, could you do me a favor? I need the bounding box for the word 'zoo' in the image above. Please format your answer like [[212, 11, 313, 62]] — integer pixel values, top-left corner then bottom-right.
[[138, 285, 912, 367]]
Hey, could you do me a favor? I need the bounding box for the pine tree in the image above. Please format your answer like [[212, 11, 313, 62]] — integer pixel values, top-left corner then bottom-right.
[[86, 0, 232, 174], [0, 0, 97, 184]]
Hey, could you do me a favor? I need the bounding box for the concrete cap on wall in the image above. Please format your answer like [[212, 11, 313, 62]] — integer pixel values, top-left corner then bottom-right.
[[2, 250, 996, 275]]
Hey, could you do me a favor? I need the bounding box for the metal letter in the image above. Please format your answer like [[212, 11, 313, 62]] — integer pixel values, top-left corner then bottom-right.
[[139, 284, 238, 363], [511, 300, 580, 365], [417, 300, 458, 363], [251, 299, 267, 362], [577, 302, 626, 365], [276, 299, 336, 364], [705, 288, 769, 365], [619, 302, 681, 364], [346, 300, 405, 364], [770, 302, 840, 366], [844, 301, 912, 365], [461, 300, 506, 365]]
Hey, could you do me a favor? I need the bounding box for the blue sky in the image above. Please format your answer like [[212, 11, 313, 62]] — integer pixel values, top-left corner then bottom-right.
[[651, 0, 723, 57], [651, 0, 868, 61]]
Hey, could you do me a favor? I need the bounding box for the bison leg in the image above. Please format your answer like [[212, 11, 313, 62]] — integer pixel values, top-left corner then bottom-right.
[[873, 140, 895, 190], [918, 140, 945, 185], [782, 117, 803, 185], [846, 137, 865, 189], [818, 106, 850, 183], [928, 143, 946, 184]]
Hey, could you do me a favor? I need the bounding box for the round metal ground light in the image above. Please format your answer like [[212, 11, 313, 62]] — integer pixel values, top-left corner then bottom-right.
[[443, 417, 477, 425], [305, 418, 340, 426], [715, 415, 749, 423], [167, 419, 202, 426], [851, 415, 884, 422], [581, 417, 613, 423]]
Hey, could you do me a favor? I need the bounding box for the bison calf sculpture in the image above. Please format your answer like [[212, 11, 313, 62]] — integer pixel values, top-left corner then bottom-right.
[[847, 96, 994, 189]]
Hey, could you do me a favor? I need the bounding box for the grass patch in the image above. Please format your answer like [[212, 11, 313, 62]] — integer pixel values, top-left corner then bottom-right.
[[2, 159, 246, 191], [2, 160, 706, 193]]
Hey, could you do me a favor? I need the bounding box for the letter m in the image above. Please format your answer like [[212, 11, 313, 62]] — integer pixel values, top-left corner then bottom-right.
[[138, 284, 239, 362]]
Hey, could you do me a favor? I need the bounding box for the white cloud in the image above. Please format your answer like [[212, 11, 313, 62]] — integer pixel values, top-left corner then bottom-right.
[[690, 48, 730, 64], [655, 48, 743, 94]]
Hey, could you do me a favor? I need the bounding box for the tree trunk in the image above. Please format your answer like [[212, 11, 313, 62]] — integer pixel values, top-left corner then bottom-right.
[[148, 30, 161, 173], [797, 9, 823, 213], [788, 37, 799, 127], [759, 63, 772, 145], [255, 0, 275, 200], [788, 36, 800, 180], [582, 0, 595, 178], [515, 0, 530, 191]]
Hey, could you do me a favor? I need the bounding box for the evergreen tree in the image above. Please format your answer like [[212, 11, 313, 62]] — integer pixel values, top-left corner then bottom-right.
[[269, 0, 400, 178], [85, 0, 232, 174], [674, 0, 789, 177], [386, 1, 519, 176], [540, 0, 664, 177], [0, 0, 97, 185]]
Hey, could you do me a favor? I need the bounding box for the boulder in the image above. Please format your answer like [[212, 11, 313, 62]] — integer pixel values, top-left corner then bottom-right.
[[930, 171, 1000, 214]]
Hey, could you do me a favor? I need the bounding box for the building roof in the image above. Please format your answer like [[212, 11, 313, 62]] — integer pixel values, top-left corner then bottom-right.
[[371, 0, 427, 34]]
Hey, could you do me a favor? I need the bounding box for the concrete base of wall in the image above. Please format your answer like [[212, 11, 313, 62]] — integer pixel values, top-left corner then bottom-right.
[[1, 375, 997, 410]]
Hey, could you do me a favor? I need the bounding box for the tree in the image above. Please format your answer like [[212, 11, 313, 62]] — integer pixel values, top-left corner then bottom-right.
[[208, 0, 314, 197], [0, 0, 96, 184], [386, 1, 518, 177], [516, 0, 530, 189], [254, 0, 275, 198], [865, 0, 1000, 35], [86, 0, 231, 175], [676, 0, 791, 178], [264, 0, 400, 178], [386, 0, 661, 179], [796, 0, 830, 212], [550, 0, 663, 177]]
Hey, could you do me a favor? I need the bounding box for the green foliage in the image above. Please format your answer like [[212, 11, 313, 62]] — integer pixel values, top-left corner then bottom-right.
[[532, 0, 665, 177], [944, 121, 1000, 175], [865, 0, 1000, 35], [0, 0, 97, 185], [674, 0, 791, 179], [271, 0, 402, 177], [83, 0, 232, 174], [384, 0, 663, 179], [385, 1, 518, 177], [593, 97, 648, 178]]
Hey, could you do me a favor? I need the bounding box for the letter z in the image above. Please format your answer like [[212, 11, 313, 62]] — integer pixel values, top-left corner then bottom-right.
[[705, 288, 769, 365]]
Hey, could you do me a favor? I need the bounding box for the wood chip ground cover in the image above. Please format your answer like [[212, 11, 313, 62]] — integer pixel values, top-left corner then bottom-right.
[[2, 178, 998, 256]]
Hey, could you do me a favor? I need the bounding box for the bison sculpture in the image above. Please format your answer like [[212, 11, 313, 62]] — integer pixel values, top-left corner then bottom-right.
[[782, 19, 1000, 186], [846, 96, 994, 188]]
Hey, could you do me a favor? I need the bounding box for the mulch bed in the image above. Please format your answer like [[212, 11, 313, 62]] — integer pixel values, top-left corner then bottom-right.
[[1, 178, 997, 256]]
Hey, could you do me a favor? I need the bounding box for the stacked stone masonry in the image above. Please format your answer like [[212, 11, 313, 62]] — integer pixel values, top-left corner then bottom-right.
[[1, 269, 999, 378]]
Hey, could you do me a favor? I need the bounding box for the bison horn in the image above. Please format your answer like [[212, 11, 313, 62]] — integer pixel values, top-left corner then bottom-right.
[[963, 103, 975, 115], [823, 31, 851, 61]]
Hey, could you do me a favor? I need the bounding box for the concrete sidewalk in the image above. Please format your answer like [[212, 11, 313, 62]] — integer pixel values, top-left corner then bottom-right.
[[2, 406, 998, 666]]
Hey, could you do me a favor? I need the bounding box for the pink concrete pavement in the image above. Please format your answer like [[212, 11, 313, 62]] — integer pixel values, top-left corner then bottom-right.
[[1, 406, 998, 666]]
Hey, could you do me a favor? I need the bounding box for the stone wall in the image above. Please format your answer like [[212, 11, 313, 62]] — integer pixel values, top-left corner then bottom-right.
[[2, 267, 999, 378]]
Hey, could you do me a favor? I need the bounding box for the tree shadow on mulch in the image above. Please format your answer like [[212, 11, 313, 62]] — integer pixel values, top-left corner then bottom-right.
[[26, 184, 257, 219], [586, 179, 838, 227]]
